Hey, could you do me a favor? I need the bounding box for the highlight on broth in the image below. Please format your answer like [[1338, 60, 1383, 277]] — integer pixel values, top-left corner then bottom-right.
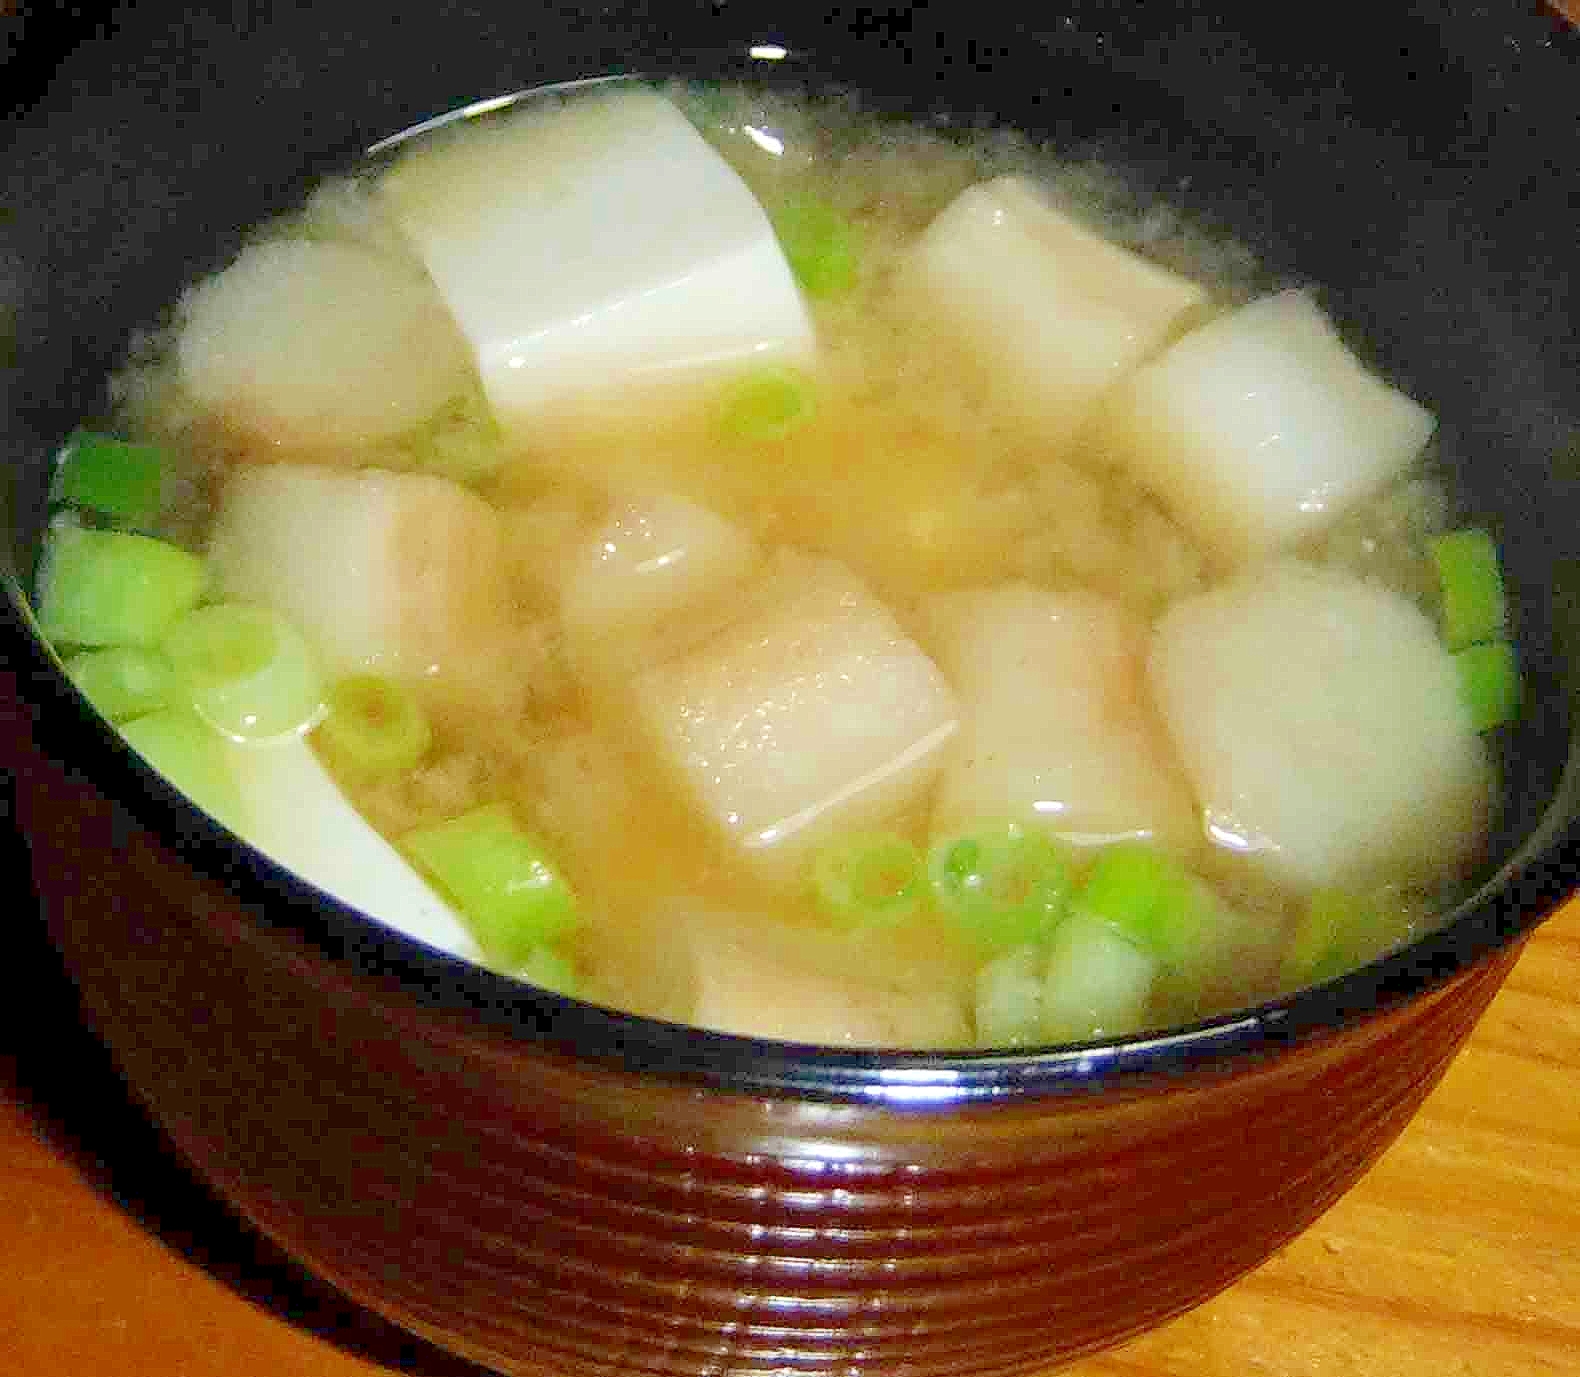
[[31, 79, 1520, 1049]]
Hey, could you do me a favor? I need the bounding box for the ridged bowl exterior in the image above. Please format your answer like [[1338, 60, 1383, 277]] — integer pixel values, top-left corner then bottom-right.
[[13, 737, 1520, 1376]]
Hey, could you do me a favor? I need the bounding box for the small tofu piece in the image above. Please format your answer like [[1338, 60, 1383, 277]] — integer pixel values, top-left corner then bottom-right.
[[1099, 290, 1436, 570], [523, 728, 639, 850], [1149, 560, 1492, 892], [924, 585, 1199, 851], [631, 557, 958, 873], [653, 903, 971, 1048], [207, 464, 513, 704], [380, 86, 815, 433], [900, 175, 1208, 447], [225, 732, 480, 961], [176, 238, 473, 450], [686, 935, 972, 1047], [560, 493, 762, 686]]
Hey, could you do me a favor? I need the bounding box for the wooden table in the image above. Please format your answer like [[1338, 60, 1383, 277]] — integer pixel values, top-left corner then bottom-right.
[[2, 872, 1576, 1377]]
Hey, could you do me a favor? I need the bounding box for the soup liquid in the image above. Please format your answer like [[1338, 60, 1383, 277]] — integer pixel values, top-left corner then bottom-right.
[[115, 82, 1457, 1043]]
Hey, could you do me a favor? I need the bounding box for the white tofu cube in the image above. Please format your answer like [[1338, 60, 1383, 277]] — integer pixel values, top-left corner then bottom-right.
[[207, 463, 514, 711], [900, 175, 1208, 447], [924, 585, 1199, 851], [1099, 289, 1437, 570], [175, 238, 474, 449], [379, 86, 815, 432], [648, 901, 972, 1048], [630, 558, 958, 872], [1148, 560, 1492, 892], [559, 493, 762, 686]]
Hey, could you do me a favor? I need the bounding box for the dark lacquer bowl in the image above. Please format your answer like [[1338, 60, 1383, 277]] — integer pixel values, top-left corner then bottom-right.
[[4, 5, 1579, 1375]]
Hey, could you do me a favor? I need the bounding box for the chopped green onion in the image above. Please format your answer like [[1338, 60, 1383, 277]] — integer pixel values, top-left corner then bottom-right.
[[36, 522, 207, 648], [49, 430, 165, 529], [1430, 527, 1506, 651], [926, 821, 1073, 953], [399, 803, 578, 967], [64, 645, 175, 723], [810, 831, 924, 930], [117, 706, 245, 833], [518, 944, 579, 998], [1079, 843, 1170, 933], [1453, 639, 1520, 733], [1039, 911, 1158, 1044], [772, 194, 861, 298], [1280, 887, 1422, 988], [974, 944, 1046, 1048], [1077, 842, 1215, 970], [161, 603, 326, 743], [315, 673, 432, 779], [718, 366, 815, 442]]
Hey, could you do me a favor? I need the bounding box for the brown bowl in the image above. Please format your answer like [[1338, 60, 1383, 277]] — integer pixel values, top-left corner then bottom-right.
[[4, 4, 1579, 1374], [6, 756, 1530, 1374]]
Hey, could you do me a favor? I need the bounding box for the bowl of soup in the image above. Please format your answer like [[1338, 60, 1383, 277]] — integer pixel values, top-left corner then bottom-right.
[[4, 3, 1578, 1374]]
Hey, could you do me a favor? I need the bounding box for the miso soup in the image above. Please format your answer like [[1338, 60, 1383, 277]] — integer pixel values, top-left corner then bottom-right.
[[32, 80, 1513, 1049]]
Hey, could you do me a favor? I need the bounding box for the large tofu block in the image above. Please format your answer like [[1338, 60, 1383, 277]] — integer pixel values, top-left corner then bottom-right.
[[1149, 560, 1491, 892], [380, 86, 815, 432], [924, 585, 1198, 850], [1099, 290, 1436, 570], [901, 175, 1208, 447], [631, 558, 958, 872]]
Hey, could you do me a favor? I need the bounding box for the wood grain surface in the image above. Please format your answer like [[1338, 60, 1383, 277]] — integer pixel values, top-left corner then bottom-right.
[[2, 884, 1575, 1377]]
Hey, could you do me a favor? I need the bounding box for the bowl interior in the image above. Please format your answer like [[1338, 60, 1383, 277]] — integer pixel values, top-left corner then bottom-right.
[[4, 0, 1579, 1098]]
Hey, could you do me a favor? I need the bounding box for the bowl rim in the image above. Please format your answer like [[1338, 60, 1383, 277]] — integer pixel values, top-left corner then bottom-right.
[[6, 2, 1580, 1107]]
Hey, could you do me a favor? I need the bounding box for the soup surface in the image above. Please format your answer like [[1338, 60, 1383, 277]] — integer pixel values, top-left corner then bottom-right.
[[33, 80, 1513, 1049]]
